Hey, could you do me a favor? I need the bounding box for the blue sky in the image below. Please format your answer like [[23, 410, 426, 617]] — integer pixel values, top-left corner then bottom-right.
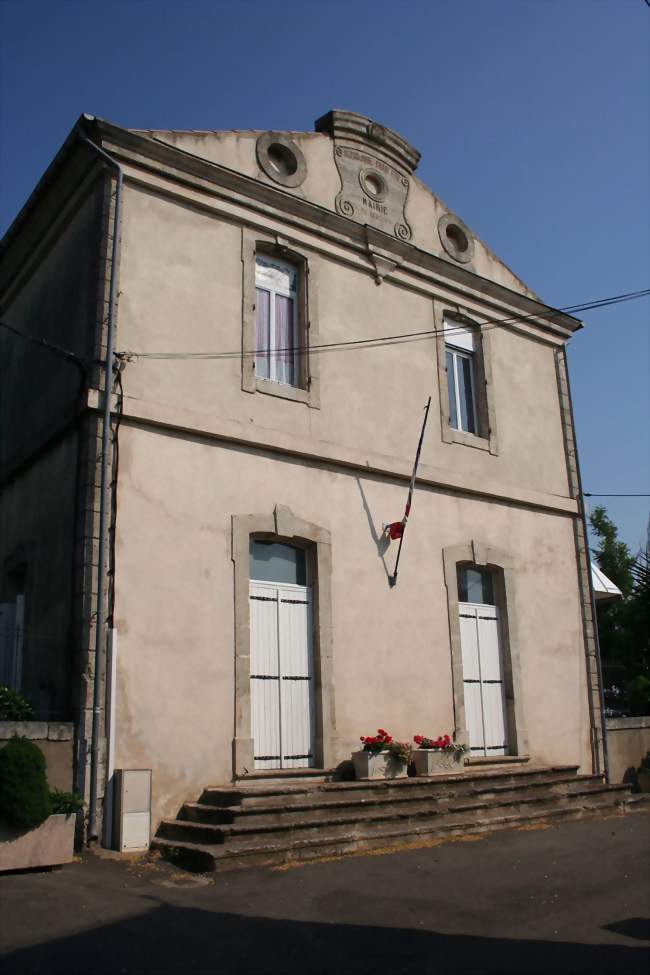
[[1, 0, 648, 550]]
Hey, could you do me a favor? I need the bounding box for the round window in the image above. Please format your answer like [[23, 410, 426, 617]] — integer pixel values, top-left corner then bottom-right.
[[267, 142, 298, 177], [256, 133, 307, 188], [445, 223, 469, 254], [438, 214, 475, 264], [359, 167, 387, 201]]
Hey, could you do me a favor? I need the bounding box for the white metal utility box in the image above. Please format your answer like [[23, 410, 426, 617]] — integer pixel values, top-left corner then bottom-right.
[[113, 769, 152, 852]]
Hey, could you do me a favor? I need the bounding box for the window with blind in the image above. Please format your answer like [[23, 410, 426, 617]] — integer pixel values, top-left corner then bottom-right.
[[444, 318, 478, 435], [255, 256, 301, 388]]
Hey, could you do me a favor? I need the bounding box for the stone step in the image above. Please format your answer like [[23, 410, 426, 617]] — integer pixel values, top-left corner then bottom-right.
[[181, 773, 603, 828], [234, 768, 336, 788], [622, 792, 650, 811], [198, 764, 580, 809], [152, 792, 631, 874], [466, 755, 530, 766], [158, 782, 628, 848]]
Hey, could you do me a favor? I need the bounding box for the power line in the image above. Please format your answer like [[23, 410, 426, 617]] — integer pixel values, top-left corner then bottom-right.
[[2, 286, 649, 366], [584, 494, 650, 498], [118, 287, 650, 362], [0, 320, 97, 366]]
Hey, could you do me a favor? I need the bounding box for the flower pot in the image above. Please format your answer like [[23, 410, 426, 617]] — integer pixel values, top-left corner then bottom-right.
[[352, 749, 408, 780], [413, 748, 465, 776], [0, 813, 76, 872]]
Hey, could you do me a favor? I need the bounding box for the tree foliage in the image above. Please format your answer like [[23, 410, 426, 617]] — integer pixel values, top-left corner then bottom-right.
[[589, 506, 650, 715]]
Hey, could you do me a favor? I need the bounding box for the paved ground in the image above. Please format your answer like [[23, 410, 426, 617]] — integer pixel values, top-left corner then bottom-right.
[[1, 813, 649, 974]]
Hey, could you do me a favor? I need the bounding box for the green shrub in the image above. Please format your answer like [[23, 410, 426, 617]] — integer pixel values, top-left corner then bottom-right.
[[0, 685, 33, 721], [627, 676, 650, 716], [49, 789, 84, 815], [0, 736, 51, 829]]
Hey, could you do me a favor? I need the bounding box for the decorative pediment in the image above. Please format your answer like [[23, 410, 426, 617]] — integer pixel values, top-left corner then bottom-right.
[[315, 110, 420, 243]]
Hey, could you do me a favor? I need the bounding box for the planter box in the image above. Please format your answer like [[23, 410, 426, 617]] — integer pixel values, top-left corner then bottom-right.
[[352, 750, 408, 780], [0, 814, 76, 872], [413, 748, 465, 776], [637, 769, 650, 793]]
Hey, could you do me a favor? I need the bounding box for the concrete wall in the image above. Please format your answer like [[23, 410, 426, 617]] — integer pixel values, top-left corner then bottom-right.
[[112, 425, 589, 827], [606, 717, 650, 784]]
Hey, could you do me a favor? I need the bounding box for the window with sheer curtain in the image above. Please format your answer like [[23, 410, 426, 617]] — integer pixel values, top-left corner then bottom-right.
[[255, 255, 300, 387]]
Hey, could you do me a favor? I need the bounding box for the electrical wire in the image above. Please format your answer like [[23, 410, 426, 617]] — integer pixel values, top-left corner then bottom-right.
[[584, 494, 650, 498], [117, 287, 650, 362], [0, 319, 95, 367], [2, 286, 649, 366]]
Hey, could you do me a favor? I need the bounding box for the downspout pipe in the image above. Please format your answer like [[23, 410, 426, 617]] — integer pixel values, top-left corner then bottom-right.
[[563, 348, 610, 784], [80, 128, 123, 840]]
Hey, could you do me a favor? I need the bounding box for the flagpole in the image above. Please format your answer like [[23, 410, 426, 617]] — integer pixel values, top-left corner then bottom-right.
[[389, 396, 432, 588]]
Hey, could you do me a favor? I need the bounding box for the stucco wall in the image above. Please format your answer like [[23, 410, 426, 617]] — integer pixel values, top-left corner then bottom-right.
[[115, 185, 570, 501], [0, 183, 103, 468], [133, 128, 536, 299], [112, 425, 589, 828], [0, 435, 80, 719], [606, 717, 650, 784]]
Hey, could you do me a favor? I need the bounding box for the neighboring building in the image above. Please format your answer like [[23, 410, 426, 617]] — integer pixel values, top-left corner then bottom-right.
[[0, 110, 605, 842]]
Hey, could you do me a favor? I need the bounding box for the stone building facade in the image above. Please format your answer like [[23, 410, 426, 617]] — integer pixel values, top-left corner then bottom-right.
[[0, 110, 605, 840]]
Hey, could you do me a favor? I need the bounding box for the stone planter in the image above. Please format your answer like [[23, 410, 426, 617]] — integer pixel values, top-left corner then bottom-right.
[[352, 749, 408, 780], [413, 748, 465, 776], [637, 769, 650, 793], [0, 814, 76, 872]]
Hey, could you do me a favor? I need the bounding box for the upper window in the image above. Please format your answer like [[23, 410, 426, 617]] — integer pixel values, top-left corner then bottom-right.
[[444, 318, 477, 435], [250, 540, 307, 585], [255, 256, 300, 388], [457, 565, 495, 605]]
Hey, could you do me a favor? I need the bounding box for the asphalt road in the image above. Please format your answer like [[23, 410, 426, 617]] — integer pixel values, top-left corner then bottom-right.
[[1, 813, 649, 975]]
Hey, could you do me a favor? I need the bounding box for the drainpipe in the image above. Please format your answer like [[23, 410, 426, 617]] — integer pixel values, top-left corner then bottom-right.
[[79, 125, 123, 839], [563, 348, 610, 784]]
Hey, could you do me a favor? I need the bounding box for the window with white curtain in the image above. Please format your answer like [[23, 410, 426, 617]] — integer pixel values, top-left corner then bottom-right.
[[444, 318, 478, 435], [255, 256, 299, 387]]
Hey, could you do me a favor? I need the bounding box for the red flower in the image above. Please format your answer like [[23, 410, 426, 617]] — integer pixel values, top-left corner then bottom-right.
[[414, 735, 423, 745], [377, 729, 387, 736]]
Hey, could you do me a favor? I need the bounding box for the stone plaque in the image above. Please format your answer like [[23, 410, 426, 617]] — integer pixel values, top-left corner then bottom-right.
[[333, 145, 412, 242]]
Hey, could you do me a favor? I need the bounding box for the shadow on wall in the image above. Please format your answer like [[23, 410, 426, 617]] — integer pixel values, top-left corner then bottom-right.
[[3, 902, 649, 975], [355, 477, 391, 583]]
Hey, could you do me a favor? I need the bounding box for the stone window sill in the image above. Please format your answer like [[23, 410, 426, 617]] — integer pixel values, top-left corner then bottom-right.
[[255, 377, 311, 405], [446, 427, 493, 453]]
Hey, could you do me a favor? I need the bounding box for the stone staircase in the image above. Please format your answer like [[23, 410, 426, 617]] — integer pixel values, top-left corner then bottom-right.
[[152, 764, 645, 873]]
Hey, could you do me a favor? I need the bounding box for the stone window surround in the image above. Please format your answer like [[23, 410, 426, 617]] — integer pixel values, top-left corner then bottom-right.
[[231, 505, 336, 776], [434, 298, 498, 455], [442, 542, 528, 757], [241, 228, 321, 409]]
